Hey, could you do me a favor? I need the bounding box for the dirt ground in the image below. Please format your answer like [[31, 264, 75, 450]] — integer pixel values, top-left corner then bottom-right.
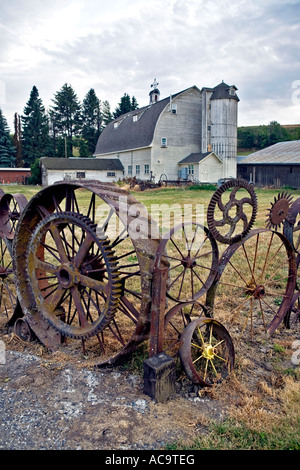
[[0, 319, 299, 451]]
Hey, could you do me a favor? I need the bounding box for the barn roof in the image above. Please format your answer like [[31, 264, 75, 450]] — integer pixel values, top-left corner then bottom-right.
[[239, 141, 300, 165], [40, 157, 124, 171], [94, 87, 197, 155]]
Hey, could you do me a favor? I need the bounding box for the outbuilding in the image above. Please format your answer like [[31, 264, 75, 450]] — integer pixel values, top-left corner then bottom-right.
[[237, 140, 300, 188], [40, 157, 124, 186]]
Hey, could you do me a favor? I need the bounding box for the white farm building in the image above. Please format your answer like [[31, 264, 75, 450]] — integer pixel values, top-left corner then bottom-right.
[[94, 80, 239, 184]]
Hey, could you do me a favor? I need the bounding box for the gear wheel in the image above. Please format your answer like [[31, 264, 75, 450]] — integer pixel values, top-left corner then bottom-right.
[[25, 211, 122, 340], [265, 191, 293, 230], [207, 178, 257, 245]]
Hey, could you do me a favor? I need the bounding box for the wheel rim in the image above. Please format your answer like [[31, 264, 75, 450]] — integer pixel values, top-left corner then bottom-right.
[[163, 301, 206, 357], [179, 317, 235, 386], [206, 228, 297, 338], [0, 237, 17, 322]]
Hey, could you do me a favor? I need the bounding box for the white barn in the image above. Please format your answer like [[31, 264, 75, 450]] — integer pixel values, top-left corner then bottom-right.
[[94, 81, 239, 184], [40, 157, 124, 186]]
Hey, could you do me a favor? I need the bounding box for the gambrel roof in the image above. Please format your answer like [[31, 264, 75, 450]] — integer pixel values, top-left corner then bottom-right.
[[94, 87, 198, 155]]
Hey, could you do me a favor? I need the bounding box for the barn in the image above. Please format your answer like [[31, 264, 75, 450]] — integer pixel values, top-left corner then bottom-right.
[[237, 141, 300, 188], [94, 80, 239, 184], [0, 167, 31, 185]]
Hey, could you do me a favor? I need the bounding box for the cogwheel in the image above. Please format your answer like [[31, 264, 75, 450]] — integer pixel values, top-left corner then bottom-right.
[[25, 211, 122, 340], [265, 192, 293, 230], [207, 178, 257, 245]]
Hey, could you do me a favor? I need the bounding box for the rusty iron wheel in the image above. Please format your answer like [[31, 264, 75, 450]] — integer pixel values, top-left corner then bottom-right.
[[163, 301, 207, 358], [206, 228, 297, 338], [265, 192, 293, 231], [156, 222, 219, 303], [179, 317, 235, 386], [26, 211, 122, 340], [13, 181, 160, 364], [0, 236, 18, 322], [0, 192, 28, 243], [207, 178, 257, 245]]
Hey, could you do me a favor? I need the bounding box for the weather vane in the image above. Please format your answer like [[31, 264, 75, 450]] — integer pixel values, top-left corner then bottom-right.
[[151, 78, 159, 89]]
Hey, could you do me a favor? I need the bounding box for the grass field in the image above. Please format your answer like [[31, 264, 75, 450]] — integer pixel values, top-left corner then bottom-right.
[[1, 182, 300, 450]]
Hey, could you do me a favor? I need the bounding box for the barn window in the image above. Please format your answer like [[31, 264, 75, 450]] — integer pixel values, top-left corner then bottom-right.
[[144, 164, 150, 174], [128, 165, 132, 175], [136, 165, 140, 175], [171, 104, 177, 114], [107, 172, 116, 177], [161, 137, 167, 147], [188, 164, 194, 175], [76, 172, 86, 179]]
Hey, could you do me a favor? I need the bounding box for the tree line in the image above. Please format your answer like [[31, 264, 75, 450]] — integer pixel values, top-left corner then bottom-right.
[[237, 121, 299, 152], [0, 83, 139, 172]]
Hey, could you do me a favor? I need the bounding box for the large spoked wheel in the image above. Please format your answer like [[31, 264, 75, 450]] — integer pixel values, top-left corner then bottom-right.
[[156, 222, 219, 303], [179, 317, 235, 386], [0, 193, 28, 242], [26, 212, 121, 340], [13, 181, 160, 364], [206, 228, 297, 338], [0, 237, 18, 324]]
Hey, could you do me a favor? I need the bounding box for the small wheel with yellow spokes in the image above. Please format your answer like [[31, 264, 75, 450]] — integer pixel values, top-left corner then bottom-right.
[[179, 317, 235, 386]]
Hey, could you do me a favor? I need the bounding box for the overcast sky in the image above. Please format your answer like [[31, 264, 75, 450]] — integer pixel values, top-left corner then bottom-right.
[[0, 0, 300, 131]]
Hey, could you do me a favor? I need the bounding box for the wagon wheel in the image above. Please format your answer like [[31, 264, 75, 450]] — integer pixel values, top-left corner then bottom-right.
[[13, 181, 160, 364], [0, 236, 18, 324], [207, 178, 257, 245], [0, 192, 28, 242], [179, 317, 235, 386], [163, 301, 207, 358], [206, 228, 297, 338], [284, 291, 300, 329], [156, 222, 219, 303], [0, 193, 28, 327]]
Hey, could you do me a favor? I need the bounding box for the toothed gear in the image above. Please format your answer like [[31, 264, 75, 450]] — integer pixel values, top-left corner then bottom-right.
[[265, 191, 293, 230], [207, 178, 257, 245], [25, 211, 122, 339]]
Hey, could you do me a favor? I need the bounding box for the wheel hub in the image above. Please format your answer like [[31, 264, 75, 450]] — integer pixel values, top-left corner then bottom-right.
[[57, 264, 78, 288], [245, 281, 265, 299], [181, 256, 196, 269], [202, 343, 215, 360]]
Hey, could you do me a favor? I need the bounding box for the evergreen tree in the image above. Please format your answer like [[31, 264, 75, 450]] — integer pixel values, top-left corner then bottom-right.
[[50, 83, 81, 157], [0, 108, 15, 168], [102, 100, 113, 126], [131, 96, 139, 111], [81, 88, 102, 155], [22, 86, 51, 166], [113, 93, 133, 118]]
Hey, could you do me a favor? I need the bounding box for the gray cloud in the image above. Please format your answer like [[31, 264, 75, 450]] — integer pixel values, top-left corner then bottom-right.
[[0, 0, 299, 130]]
